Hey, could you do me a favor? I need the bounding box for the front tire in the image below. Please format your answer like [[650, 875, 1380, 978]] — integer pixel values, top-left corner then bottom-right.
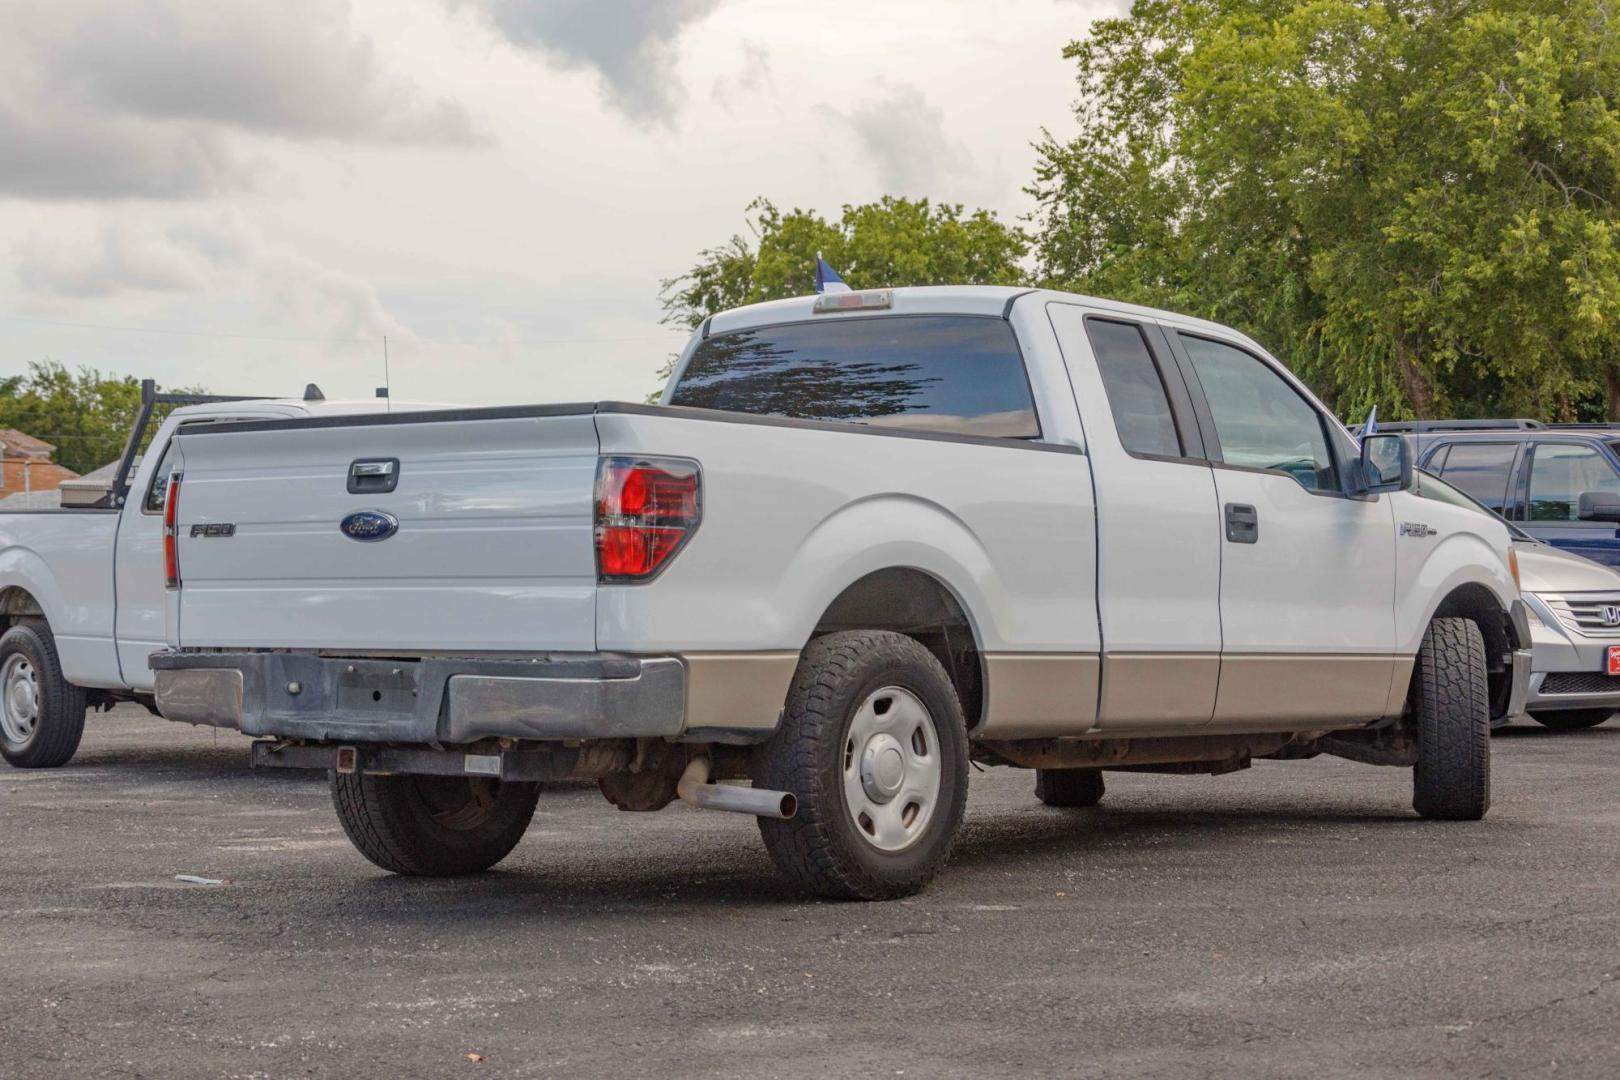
[[331, 772, 540, 876], [0, 619, 87, 769], [1529, 708, 1613, 731], [752, 630, 969, 900], [1412, 617, 1491, 821]]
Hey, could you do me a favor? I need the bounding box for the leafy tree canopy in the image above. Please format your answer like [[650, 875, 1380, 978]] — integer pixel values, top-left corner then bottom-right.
[[659, 195, 1029, 326], [1031, 0, 1620, 420], [0, 361, 203, 475]]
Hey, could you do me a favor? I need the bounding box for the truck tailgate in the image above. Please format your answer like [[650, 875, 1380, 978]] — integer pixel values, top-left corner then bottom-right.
[[170, 409, 599, 652]]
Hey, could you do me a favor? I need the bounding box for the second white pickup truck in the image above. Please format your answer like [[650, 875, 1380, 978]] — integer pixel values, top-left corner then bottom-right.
[[148, 286, 1531, 899]]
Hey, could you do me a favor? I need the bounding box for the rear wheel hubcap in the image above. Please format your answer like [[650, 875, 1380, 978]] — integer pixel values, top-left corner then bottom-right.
[[1, 655, 39, 744], [843, 686, 942, 852]]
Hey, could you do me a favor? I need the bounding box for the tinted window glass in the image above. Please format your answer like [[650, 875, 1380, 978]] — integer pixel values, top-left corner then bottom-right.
[[670, 316, 1040, 438], [1085, 319, 1181, 457], [1527, 444, 1620, 521], [1436, 442, 1516, 514], [142, 439, 178, 514], [1180, 335, 1334, 490]]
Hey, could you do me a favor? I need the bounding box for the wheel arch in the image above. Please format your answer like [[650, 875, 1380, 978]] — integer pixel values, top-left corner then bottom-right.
[[1426, 582, 1517, 721], [809, 567, 987, 731], [0, 584, 45, 624]]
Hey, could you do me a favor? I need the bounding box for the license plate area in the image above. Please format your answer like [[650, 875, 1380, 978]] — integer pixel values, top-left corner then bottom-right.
[[336, 662, 419, 712], [1607, 646, 1620, 676]]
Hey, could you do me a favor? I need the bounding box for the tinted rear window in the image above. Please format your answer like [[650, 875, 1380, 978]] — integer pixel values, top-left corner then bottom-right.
[[669, 316, 1040, 438]]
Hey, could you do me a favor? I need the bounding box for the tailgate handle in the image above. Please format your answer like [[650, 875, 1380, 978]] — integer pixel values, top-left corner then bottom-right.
[[348, 458, 399, 494]]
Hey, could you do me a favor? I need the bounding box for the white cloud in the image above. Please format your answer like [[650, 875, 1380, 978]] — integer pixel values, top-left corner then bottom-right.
[[820, 83, 977, 198], [14, 216, 409, 345], [0, 0, 481, 200], [711, 41, 772, 107]]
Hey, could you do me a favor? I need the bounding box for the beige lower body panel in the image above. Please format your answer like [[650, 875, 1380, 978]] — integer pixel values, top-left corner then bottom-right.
[[1213, 653, 1404, 730], [680, 651, 800, 734], [976, 650, 1409, 741], [1384, 656, 1418, 718], [976, 653, 1100, 738], [1099, 652, 1220, 729], [678, 648, 1409, 741]]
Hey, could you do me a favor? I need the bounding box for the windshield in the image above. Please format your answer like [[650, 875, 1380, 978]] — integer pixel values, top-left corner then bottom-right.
[[1414, 469, 1533, 541]]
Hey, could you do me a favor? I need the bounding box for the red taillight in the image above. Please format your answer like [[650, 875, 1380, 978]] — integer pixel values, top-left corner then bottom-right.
[[163, 471, 182, 589], [594, 456, 700, 582]]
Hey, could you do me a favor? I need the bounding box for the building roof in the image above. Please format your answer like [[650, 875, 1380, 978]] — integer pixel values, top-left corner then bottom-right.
[[0, 429, 55, 459]]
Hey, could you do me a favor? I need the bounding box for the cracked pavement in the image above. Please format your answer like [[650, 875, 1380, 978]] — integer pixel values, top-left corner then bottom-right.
[[2, 707, 1617, 1078]]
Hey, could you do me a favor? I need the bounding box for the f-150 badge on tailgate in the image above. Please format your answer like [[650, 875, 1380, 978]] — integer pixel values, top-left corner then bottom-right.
[[340, 510, 398, 542]]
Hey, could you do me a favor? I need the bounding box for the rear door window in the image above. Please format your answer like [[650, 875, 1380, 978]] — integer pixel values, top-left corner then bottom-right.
[[1526, 443, 1620, 521], [669, 316, 1040, 438], [1085, 318, 1182, 458], [1436, 442, 1517, 514]]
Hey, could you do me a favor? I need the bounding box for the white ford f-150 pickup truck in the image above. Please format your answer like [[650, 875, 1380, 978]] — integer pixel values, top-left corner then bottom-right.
[[149, 286, 1531, 899], [0, 382, 440, 768]]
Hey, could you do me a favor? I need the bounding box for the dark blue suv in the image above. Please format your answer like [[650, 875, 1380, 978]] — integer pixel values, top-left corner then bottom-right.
[[1381, 421, 1620, 566]]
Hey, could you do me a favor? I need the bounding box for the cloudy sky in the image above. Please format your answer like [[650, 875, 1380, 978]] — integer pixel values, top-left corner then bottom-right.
[[0, 0, 1121, 405]]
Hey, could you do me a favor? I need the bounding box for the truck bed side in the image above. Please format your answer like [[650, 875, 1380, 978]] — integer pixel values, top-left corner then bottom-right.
[[0, 510, 121, 685]]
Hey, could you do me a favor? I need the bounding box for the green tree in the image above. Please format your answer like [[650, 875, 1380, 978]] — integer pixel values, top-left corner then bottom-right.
[[0, 362, 203, 475], [1031, 0, 1620, 420], [655, 196, 1030, 389]]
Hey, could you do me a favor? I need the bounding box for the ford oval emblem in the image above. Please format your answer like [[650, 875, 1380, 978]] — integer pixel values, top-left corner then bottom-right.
[[340, 510, 398, 542]]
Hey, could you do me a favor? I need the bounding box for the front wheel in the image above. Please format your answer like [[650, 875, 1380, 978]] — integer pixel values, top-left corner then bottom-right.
[[1529, 708, 1613, 731], [752, 630, 969, 900], [331, 772, 540, 876], [1412, 617, 1491, 821], [0, 619, 87, 769]]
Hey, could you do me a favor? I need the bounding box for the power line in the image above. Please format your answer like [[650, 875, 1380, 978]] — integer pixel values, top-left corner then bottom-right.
[[0, 312, 684, 348]]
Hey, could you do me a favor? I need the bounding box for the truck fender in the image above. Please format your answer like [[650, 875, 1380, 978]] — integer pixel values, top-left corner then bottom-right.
[[0, 546, 67, 629], [1396, 531, 1520, 656], [783, 493, 999, 649]]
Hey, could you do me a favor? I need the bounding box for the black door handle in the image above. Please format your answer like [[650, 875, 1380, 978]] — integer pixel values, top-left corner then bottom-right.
[[1224, 502, 1258, 544]]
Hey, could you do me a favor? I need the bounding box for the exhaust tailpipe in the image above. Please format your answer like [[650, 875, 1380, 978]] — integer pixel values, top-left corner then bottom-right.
[[677, 757, 797, 820]]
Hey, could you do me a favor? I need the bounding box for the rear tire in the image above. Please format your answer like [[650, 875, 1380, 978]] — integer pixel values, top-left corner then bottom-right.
[[752, 630, 969, 901], [1035, 768, 1105, 808], [0, 619, 87, 769], [1529, 708, 1613, 731], [1412, 617, 1491, 821], [331, 772, 540, 876]]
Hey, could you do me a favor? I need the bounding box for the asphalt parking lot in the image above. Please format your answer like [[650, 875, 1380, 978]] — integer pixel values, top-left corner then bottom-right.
[[3, 706, 1618, 1079]]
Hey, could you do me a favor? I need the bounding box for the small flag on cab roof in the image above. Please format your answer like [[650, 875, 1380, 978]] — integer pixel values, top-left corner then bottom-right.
[[815, 253, 851, 295]]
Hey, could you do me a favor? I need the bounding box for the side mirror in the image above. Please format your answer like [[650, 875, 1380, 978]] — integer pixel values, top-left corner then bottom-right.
[[1357, 433, 1411, 495], [1578, 491, 1620, 522]]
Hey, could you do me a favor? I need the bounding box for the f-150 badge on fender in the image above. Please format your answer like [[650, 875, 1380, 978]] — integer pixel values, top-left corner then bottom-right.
[[340, 510, 398, 542]]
